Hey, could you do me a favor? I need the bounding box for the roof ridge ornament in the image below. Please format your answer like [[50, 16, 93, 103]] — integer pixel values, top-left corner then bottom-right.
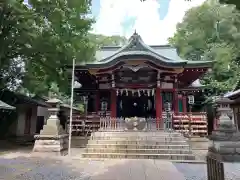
[[125, 30, 145, 51], [130, 30, 142, 42]]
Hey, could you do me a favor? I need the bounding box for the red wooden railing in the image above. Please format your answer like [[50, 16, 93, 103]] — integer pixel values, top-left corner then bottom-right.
[[67, 112, 208, 137]]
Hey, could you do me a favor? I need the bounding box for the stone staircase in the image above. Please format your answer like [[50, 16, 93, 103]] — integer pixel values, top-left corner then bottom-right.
[[82, 131, 196, 161]]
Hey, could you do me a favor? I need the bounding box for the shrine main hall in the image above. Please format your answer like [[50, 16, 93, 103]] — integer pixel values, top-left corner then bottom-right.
[[71, 32, 212, 123]]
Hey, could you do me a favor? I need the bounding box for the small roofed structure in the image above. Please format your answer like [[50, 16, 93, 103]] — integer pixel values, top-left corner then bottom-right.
[[0, 90, 50, 138], [0, 100, 15, 110]]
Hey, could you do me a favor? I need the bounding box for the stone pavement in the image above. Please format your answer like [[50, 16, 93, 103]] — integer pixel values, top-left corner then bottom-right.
[[0, 154, 240, 180], [0, 155, 185, 180]]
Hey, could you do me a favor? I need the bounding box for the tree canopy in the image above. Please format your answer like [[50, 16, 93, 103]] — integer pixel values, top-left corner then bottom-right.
[[141, 0, 240, 10], [0, 0, 94, 95], [219, 0, 240, 10], [169, 0, 240, 94], [0, 0, 126, 98]]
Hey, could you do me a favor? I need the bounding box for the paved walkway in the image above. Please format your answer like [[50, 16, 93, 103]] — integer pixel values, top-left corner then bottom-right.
[[0, 155, 186, 180], [1, 152, 240, 180]]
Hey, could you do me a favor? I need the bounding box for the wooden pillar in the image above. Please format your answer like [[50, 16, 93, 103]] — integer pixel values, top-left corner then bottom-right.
[[95, 91, 99, 114], [110, 89, 117, 118], [174, 89, 179, 113], [183, 95, 187, 113], [156, 87, 162, 128]]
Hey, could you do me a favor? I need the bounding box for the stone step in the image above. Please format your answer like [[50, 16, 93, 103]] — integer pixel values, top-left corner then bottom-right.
[[81, 152, 195, 160], [93, 132, 182, 137], [86, 144, 190, 149], [85, 148, 192, 154], [91, 136, 185, 141], [88, 140, 188, 145]]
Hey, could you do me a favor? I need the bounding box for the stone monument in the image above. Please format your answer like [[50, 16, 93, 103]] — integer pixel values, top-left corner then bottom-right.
[[32, 98, 69, 156], [208, 95, 240, 161]]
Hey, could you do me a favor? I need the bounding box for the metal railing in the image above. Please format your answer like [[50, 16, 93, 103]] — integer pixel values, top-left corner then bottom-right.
[[99, 117, 173, 131], [207, 155, 225, 180]]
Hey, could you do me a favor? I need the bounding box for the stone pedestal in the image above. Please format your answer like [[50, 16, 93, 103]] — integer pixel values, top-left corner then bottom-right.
[[208, 95, 240, 162], [32, 98, 68, 156], [209, 120, 240, 162]]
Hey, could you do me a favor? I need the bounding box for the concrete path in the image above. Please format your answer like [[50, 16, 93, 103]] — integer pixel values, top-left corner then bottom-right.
[[0, 155, 185, 180], [1, 153, 240, 180]]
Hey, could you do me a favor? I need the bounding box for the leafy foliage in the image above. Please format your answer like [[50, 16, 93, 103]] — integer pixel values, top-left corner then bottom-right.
[[0, 1, 127, 98], [23, 0, 94, 95], [219, 0, 240, 10], [0, 1, 33, 90], [141, 0, 240, 10], [89, 34, 127, 47], [169, 1, 240, 95]]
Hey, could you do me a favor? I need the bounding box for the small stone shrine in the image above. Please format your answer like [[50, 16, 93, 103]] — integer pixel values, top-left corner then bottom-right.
[[208, 94, 240, 161], [32, 98, 68, 156]]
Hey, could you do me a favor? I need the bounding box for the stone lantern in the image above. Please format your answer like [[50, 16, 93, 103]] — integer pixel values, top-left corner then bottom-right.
[[32, 98, 69, 156], [208, 94, 240, 162], [216, 95, 234, 124]]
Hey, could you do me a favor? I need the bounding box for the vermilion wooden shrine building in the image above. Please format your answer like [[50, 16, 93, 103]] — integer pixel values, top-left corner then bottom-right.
[[72, 32, 212, 128]]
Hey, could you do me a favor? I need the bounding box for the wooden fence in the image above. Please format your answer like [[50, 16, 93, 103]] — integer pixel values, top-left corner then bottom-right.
[[207, 155, 225, 180]]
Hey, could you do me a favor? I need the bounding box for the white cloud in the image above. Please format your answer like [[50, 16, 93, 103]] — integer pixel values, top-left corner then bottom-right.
[[93, 0, 206, 45]]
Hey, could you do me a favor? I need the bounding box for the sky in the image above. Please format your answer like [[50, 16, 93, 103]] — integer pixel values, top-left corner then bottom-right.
[[91, 0, 206, 45]]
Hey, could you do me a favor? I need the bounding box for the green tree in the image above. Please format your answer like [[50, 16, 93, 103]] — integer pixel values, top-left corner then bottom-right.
[[169, 1, 240, 94], [0, 1, 34, 90], [23, 0, 94, 95], [0, 0, 127, 97], [0, 0, 95, 96], [90, 34, 127, 47], [141, 0, 240, 10], [219, 0, 240, 9]]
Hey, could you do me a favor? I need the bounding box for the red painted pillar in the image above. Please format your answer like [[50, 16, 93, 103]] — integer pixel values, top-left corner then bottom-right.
[[183, 95, 187, 113], [156, 87, 162, 128], [110, 89, 117, 118], [95, 91, 99, 114], [174, 89, 179, 113]]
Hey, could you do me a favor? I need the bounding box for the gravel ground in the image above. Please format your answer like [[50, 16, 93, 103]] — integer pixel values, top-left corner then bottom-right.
[[0, 157, 89, 180], [1, 156, 240, 180]]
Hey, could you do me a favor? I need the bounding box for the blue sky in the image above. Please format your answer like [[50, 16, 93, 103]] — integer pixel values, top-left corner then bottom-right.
[[24, 0, 206, 45], [91, 0, 206, 45], [91, 0, 171, 21]]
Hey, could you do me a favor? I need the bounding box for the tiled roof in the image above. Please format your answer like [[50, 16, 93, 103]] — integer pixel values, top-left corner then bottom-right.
[[78, 32, 212, 68], [0, 100, 15, 110]]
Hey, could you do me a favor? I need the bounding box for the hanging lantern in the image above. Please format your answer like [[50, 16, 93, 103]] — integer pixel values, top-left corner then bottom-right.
[[147, 89, 150, 96], [120, 89, 123, 96], [188, 95, 194, 105], [152, 89, 154, 96]]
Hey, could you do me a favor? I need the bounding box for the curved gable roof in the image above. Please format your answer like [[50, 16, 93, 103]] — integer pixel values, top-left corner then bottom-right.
[[77, 32, 212, 69]]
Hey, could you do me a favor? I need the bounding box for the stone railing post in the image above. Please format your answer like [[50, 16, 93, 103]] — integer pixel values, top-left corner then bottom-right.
[[32, 98, 69, 156]]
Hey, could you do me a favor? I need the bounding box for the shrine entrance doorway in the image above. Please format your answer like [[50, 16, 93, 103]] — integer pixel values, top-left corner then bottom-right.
[[117, 92, 155, 118]]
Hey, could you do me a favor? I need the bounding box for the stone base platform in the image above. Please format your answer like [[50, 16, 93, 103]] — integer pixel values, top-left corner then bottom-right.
[[82, 131, 196, 161], [32, 134, 68, 156]]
